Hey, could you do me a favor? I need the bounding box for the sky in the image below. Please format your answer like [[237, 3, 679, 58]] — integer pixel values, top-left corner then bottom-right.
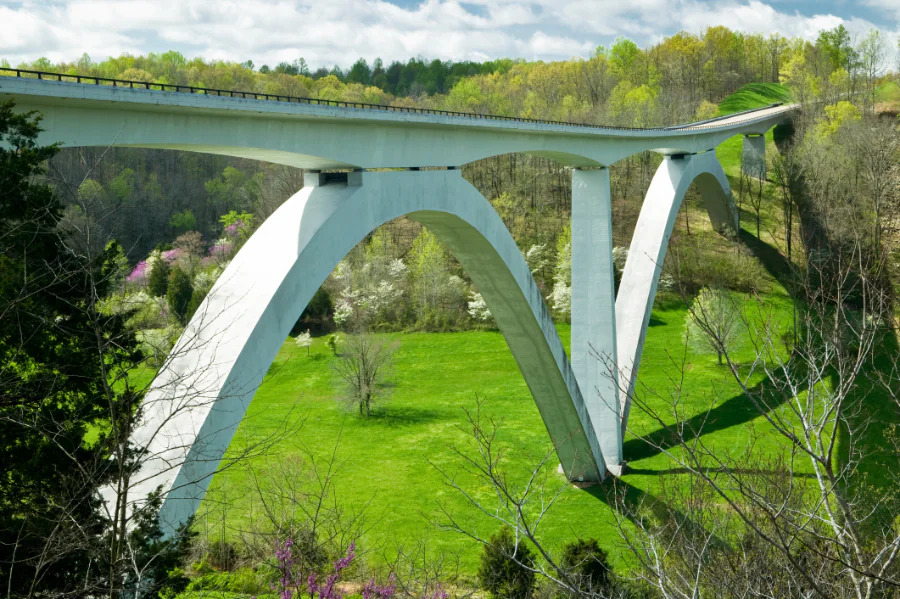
[[0, 0, 898, 72]]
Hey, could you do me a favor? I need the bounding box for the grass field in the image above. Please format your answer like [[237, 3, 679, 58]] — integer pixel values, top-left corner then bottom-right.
[[198, 291, 797, 576]]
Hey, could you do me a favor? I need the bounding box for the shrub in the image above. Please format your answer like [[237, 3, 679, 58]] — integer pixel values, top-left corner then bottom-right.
[[166, 267, 194, 324], [478, 528, 535, 599], [559, 539, 611, 595]]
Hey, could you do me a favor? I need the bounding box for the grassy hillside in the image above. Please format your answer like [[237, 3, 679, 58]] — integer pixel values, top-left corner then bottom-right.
[[718, 82, 792, 115], [875, 80, 900, 103]]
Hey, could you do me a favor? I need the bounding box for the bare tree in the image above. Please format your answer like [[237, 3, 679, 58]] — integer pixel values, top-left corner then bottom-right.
[[333, 333, 397, 417], [684, 287, 742, 365]]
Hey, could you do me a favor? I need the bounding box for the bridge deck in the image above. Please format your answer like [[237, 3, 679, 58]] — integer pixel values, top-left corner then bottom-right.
[[0, 69, 797, 169]]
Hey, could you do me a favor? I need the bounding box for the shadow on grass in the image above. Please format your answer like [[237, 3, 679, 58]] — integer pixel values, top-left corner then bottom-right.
[[626, 466, 815, 478], [582, 476, 730, 550], [738, 229, 794, 289], [622, 372, 794, 462], [362, 405, 445, 427], [648, 316, 666, 327], [623, 229, 800, 462]]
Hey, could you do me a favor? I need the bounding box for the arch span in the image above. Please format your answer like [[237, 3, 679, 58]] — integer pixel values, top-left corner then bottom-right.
[[615, 152, 738, 431], [123, 169, 605, 535]]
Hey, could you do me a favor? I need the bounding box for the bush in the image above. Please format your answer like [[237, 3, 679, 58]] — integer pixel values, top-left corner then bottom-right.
[[166, 267, 194, 324], [478, 528, 535, 599], [184, 566, 267, 595], [559, 539, 611, 595]]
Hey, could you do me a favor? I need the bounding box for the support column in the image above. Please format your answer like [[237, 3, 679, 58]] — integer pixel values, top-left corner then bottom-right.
[[571, 167, 622, 471], [742, 134, 766, 180]]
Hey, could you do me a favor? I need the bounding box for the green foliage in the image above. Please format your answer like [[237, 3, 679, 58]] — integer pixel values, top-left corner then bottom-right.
[[185, 285, 207, 322], [559, 538, 612, 595], [816, 24, 857, 72], [170, 208, 198, 232], [206, 168, 259, 215], [815, 100, 861, 138], [669, 245, 770, 295], [184, 566, 268, 595], [478, 528, 536, 599], [167, 267, 194, 323], [0, 100, 138, 594], [149, 256, 171, 297], [219, 209, 256, 231], [326, 334, 340, 356]]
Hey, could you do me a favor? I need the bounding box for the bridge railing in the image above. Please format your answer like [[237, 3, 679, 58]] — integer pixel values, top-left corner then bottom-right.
[[0, 67, 792, 133]]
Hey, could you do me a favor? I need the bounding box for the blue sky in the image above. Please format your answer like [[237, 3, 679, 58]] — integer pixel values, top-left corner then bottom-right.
[[1, 0, 897, 71]]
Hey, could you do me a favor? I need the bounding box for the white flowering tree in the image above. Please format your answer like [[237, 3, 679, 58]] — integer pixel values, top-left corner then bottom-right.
[[550, 228, 572, 319]]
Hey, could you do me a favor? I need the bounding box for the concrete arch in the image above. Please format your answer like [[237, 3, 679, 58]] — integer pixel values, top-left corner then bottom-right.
[[615, 152, 737, 431], [123, 169, 605, 535]]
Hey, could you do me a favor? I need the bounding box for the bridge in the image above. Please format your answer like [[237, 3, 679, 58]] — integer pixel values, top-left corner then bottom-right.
[[0, 70, 796, 535]]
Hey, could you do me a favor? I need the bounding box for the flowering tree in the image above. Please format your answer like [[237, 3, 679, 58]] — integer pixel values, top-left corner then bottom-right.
[[295, 329, 313, 356], [550, 231, 572, 319]]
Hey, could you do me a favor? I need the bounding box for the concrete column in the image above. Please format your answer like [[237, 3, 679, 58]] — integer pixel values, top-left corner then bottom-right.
[[571, 167, 622, 470], [742, 134, 766, 180]]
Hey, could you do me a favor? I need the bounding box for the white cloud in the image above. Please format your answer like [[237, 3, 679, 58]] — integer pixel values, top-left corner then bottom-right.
[[0, 0, 896, 71]]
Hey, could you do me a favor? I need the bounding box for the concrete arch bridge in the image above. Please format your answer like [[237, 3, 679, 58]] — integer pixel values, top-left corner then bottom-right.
[[0, 72, 796, 534]]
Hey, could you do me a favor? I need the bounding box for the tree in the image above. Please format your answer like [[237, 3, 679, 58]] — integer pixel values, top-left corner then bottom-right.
[[0, 102, 111, 595], [559, 539, 612, 596], [347, 58, 372, 85], [478, 528, 536, 599], [0, 101, 190, 598], [857, 29, 888, 112], [148, 254, 171, 297], [295, 329, 313, 356], [166, 267, 194, 323], [685, 287, 741, 364], [332, 333, 395, 417], [169, 208, 197, 232], [435, 401, 623, 599]]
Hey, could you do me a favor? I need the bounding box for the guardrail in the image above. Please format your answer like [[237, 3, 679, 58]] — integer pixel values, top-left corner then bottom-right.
[[0, 67, 793, 133]]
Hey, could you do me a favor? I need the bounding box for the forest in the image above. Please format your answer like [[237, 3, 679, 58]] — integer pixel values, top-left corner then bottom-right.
[[1, 21, 899, 599]]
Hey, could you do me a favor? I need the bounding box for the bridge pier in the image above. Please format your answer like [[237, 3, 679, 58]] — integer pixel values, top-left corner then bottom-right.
[[742, 133, 766, 180], [571, 168, 622, 471]]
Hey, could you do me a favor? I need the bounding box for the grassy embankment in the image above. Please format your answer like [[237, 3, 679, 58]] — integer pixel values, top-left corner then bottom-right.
[[188, 82, 806, 583]]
